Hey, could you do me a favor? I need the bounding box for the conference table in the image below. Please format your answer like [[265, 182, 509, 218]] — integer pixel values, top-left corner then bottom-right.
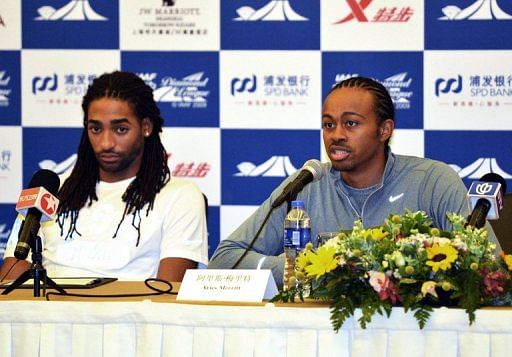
[[1, 281, 512, 357]]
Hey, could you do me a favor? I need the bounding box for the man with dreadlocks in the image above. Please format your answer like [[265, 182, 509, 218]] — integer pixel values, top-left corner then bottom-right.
[[1, 71, 208, 282], [209, 76, 501, 287]]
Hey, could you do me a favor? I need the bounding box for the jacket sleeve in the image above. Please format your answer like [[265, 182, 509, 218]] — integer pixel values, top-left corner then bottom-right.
[[208, 174, 300, 288]]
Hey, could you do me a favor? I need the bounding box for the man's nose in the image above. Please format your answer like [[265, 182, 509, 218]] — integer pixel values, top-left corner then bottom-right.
[[99, 131, 115, 150], [332, 125, 347, 141]]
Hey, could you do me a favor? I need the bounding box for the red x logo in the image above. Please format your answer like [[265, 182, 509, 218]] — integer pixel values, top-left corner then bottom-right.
[[334, 0, 373, 24]]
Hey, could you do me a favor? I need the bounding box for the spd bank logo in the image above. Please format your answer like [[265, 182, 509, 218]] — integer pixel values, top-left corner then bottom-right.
[[229, 73, 310, 106], [434, 74, 512, 107], [0, 150, 12, 175]]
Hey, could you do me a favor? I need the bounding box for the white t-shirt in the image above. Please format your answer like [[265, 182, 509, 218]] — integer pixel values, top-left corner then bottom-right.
[[4, 176, 208, 280]]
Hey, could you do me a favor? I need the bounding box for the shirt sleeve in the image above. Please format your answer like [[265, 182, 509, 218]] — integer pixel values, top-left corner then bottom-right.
[[158, 179, 209, 266]]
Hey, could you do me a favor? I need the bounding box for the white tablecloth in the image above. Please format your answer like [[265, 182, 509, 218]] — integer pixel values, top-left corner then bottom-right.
[[0, 301, 511, 357]]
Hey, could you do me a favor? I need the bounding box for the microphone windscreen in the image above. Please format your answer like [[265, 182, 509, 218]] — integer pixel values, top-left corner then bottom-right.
[[302, 159, 324, 181], [28, 169, 60, 196], [479, 173, 507, 194]]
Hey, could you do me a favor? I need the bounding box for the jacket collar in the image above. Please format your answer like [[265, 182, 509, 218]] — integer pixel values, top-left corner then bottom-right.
[[328, 150, 396, 189]]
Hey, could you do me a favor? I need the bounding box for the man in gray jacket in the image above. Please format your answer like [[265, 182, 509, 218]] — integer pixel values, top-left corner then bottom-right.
[[209, 76, 501, 287]]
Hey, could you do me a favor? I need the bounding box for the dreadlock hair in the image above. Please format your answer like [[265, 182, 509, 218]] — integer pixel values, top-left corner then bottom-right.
[[57, 71, 170, 246], [328, 76, 395, 148]]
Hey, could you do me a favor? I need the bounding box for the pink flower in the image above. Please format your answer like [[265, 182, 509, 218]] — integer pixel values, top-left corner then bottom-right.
[[368, 271, 401, 304], [482, 267, 506, 297]]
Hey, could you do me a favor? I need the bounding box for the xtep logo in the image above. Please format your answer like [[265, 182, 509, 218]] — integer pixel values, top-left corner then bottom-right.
[[0, 14, 5, 27], [450, 158, 512, 179], [439, 0, 512, 21], [234, 156, 297, 177], [167, 153, 211, 178], [435, 76, 462, 97], [35, 0, 108, 21], [234, 0, 308, 21], [334, 0, 414, 24], [231, 75, 257, 96]]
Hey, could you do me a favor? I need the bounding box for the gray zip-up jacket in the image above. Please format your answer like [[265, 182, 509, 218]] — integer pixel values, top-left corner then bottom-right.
[[209, 153, 501, 287]]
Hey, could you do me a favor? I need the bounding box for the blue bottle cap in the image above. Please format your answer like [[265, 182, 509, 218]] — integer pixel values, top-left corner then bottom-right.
[[291, 200, 305, 208]]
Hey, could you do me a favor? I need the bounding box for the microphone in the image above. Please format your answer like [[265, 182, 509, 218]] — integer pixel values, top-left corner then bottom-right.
[[466, 173, 507, 229], [14, 169, 60, 260], [271, 159, 324, 209]]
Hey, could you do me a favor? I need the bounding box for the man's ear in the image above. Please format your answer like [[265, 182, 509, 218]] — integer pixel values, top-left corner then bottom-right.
[[141, 118, 153, 137], [379, 119, 394, 142]]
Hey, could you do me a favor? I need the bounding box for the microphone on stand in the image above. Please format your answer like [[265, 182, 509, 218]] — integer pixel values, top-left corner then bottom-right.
[[14, 169, 60, 260], [466, 173, 506, 229], [271, 159, 324, 209], [231, 159, 324, 269]]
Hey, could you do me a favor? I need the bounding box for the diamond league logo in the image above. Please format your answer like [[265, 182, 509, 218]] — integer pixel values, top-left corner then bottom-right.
[[450, 158, 512, 179], [234, 0, 308, 21], [439, 0, 512, 20], [149, 72, 210, 109], [35, 0, 108, 21], [234, 156, 297, 177], [333, 73, 413, 110], [381, 72, 413, 110], [334, 0, 414, 24], [0, 71, 11, 107]]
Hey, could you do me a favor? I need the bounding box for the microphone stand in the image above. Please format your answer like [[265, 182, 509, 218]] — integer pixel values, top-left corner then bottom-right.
[[231, 194, 296, 269], [2, 235, 66, 296]]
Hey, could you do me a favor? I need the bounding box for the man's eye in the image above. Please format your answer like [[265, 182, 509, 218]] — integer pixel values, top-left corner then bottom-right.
[[88, 126, 100, 133], [116, 127, 128, 134], [346, 120, 358, 127], [323, 122, 335, 129]]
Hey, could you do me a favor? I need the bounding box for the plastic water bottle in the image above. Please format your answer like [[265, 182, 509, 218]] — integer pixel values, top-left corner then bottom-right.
[[283, 200, 311, 295]]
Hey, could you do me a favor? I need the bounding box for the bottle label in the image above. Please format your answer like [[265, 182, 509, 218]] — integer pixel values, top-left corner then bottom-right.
[[284, 228, 311, 248]]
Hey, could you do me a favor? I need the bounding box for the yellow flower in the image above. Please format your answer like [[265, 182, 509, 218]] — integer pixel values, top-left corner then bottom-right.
[[500, 251, 512, 271], [426, 243, 458, 273], [421, 281, 438, 298], [295, 251, 310, 272], [369, 227, 388, 241], [304, 246, 338, 279]]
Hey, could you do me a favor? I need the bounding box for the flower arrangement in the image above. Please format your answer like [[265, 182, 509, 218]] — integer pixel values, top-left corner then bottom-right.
[[272, 210, 512, 331]]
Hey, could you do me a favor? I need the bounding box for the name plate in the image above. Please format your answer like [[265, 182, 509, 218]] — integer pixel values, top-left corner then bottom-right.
[[177, 269, 278, 303]]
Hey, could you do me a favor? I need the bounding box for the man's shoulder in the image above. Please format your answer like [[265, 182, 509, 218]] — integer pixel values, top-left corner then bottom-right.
[[158, 176, 202, 196], [393, 154, 455, 174]]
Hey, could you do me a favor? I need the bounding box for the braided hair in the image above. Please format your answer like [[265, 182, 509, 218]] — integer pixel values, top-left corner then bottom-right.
[[329, 76, 395, 148], [57, 71, 170, 246]]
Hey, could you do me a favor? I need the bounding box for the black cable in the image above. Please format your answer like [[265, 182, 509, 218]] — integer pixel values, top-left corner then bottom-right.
[[45, 278, 175, 301], [231, 207, 274, 269], [0, 259, 21, 283]]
